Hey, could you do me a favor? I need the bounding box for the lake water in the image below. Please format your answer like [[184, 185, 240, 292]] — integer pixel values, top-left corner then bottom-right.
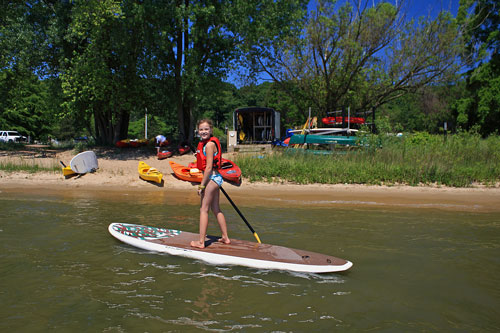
[[1, 189, 499, 332]]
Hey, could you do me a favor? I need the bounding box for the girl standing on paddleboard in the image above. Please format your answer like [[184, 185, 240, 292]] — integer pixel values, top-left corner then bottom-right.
[[191, 119, 231, 249]]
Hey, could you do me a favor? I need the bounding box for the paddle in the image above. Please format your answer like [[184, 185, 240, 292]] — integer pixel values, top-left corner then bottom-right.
[[220, 186, 262, 244]]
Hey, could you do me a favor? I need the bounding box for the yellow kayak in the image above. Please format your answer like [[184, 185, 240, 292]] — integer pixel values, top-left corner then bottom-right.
[[62, 166, 76, 177], [60, 161, 77, 178], [138, 161, 163, 184]]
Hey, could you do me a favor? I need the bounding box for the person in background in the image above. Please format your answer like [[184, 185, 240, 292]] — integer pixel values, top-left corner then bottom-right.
[[155, 135, 169, 153], [190, 119, 230, 248]]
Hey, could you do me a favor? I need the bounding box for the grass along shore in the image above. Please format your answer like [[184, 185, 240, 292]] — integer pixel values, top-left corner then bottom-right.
[[234, 132, 500, 187], [0, 160, 59, 173], [0, 155, 60, 173]]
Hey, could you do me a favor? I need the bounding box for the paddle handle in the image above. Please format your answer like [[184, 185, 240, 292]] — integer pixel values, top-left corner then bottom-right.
[[220, 186, 261, 244]]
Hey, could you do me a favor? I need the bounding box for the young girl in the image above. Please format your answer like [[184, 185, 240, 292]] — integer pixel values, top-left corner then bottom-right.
[[190, 119, 231, 249]]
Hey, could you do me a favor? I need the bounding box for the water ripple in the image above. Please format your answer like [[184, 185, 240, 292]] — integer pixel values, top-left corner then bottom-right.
[[267, 197, 482, 210]]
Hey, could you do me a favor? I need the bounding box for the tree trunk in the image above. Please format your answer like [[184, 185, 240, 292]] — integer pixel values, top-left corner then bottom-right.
[[183, 98, 193, 143], [94, 110, 107, 145], [174, 0, 185, 142], [114, 108, 129, 143], [94, 105, 128, 145]]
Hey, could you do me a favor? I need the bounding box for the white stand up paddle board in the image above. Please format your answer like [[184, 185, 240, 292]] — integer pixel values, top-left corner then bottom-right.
[[70, 151, 98, 174], [108, 223, 353, 273]]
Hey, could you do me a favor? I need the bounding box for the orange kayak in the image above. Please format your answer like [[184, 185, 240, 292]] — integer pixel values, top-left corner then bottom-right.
[[169, 161, 203, 183], [187, 158, 242, 184]]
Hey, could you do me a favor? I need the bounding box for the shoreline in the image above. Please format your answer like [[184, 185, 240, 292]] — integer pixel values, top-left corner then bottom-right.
[[1, 148, 500, 212], [2, 175, 499, 213]]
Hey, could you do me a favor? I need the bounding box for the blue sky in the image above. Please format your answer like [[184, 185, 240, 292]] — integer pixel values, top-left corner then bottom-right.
[[307, 0, 461, 18], [398, 0, 460, 17]]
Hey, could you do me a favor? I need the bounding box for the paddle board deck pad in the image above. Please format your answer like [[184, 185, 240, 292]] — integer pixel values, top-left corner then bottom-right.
[[108, 223, 353, 273], [70, 151, 98, 174]]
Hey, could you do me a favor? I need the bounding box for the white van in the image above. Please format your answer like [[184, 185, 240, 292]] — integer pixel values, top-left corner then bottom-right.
[[0, 130, 27, 143]]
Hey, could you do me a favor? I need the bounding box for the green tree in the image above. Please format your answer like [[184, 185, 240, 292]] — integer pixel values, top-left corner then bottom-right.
[[379, 83, 465, 133], [59, 0, 149, 144], [0, 69, 51, 139], [196, 81, 241, 130], [454, 0, 500, 135], [1, 0, 308, 144], [151, 0, 307, 143], [253, 0, 464, 119], [0, 1, 55, 138], [54, 0, 307, 144]]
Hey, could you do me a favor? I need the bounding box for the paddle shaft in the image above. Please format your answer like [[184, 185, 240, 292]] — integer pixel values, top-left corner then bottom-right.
[[220, 186, 261, 243]]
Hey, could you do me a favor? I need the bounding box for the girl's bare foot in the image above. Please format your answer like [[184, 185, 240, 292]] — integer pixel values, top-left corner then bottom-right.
[[190, 240, 205, 249], [218, 237, 231, 245]]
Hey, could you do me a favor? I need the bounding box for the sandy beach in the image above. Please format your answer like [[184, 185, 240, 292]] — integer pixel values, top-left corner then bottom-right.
[[1, 146, 499, 212]]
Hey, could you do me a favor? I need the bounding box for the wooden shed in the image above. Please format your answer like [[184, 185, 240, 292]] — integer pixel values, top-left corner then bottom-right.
[[232, 107, 280, 144]]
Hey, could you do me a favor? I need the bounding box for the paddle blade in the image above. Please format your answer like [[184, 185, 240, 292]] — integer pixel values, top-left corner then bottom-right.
[[253, 232, 262, 244]]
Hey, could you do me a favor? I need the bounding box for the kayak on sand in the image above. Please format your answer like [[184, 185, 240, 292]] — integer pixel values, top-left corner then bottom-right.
[[138, 161, 163, 184], [169, 160, 203, 183], [188, 159, 241, 184], [59, 161, 76, 178], [178, 144, 191, 155], [157, 150, 173, 160]]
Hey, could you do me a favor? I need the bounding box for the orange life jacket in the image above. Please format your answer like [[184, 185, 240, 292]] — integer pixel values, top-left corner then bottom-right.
[[196, 136, 222, 171]]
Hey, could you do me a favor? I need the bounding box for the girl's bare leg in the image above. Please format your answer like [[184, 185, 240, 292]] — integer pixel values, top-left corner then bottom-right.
[[210, 183, 230, 244], [191, 186, 215, 249]]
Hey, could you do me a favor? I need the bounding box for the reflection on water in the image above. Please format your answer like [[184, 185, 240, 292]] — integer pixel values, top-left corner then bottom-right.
[[1, 189, 499, 331]]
